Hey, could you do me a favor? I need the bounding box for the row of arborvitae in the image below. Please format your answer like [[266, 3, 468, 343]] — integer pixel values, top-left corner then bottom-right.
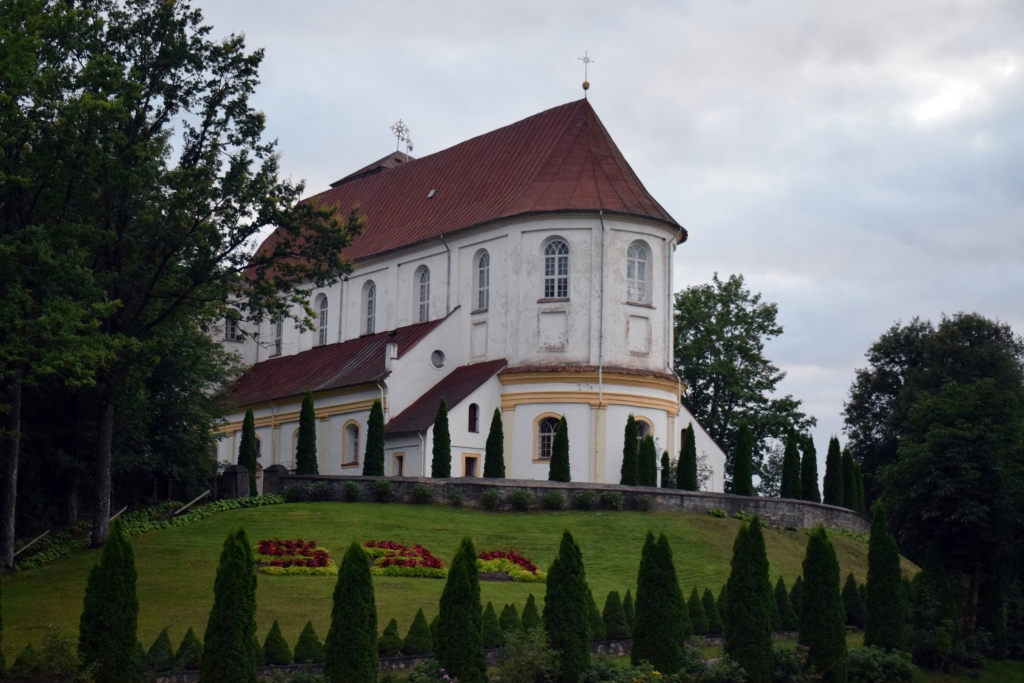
[[775, 432, 865, 513]]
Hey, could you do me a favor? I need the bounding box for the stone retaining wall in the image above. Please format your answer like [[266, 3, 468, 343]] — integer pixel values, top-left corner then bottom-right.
[[263, 472, 870, 534]]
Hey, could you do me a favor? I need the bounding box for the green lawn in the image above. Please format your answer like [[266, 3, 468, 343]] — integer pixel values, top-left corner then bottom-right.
[[5, 502, 914, 658]]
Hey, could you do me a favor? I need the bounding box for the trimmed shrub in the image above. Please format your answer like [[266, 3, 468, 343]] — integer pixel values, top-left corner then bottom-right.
[[410, 483, 434, 505], [11, 644, 38, 680], [480, 489, 502, 511], [799, 528, 848, 683], [780, 428, 802, 500], [79, 517, 139, 683], [548, 416, 571, 482], [689, 587, 709, 635], [841, 446, 855, 510], [147, 627, 175, 672], [431, 399, 452, 478], [790, 576, 804, 620], [864, 504, 907, 651], [293, 621, 325, 663], [703, 588, 723, 636], [540, 490, 565, 511], [378, 619, 403, 657], [776, 577, 800, 631], [638, 435, 657, 487], [724, 518, 773, 683], [660, 451, 672, 488], [632, 532, 690, 672], [717, 585, 729, 631], [264, 620, 293, 666], [602, 591, 628, 639], [843, 572, 866, 628], [296, 392, 319, 475], [622, 589, 635, 635], [283, 485, 307, 503], [634, 495, 654, 512], [325, 542, 378, 683], [363, 399, 386, 476], [521, 594, 541, 632], [800, 437, 821, 503], [678, 423, 698, 491], [543, 531, 591, 683], [822, 437, 843, 506], [238, 409, 259, 496], [620, 415, 639, 486], [372, 479, 394, 503], [200, 529, 257, 683], [436, 537, 485, 683], [446, 489, 464, 508], [492, 628, 559, 683], [482, 602, 506, 649], [310, 481, 330, 502], [402, 609, 433, 656], [731, 423, 755, 496], [847, 647, 918, 683], [600, 491, 624, 511], [587, 584, 607, 641], [483, 408, 505, 478], [702, 658, 748, 683], [573, 490, 597, 510], [770, 578, 782, 632], [176, 627, 203, 670], [509, 488, 533, 512], [852, 463, 865, 514], [500, 603, 523, 633], [707, 508, 727, 518], [343, 481, 360, 502]]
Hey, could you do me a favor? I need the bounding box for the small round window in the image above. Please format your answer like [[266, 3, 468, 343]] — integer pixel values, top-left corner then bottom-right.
[[431, 350, 446, 368]]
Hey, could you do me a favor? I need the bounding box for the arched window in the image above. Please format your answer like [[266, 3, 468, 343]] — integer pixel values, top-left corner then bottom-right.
[[224, 312, 242, 341], [544, 240, 569, 299], [635, 419, 652, 449], [418, 268, 431, 322], [365, 282, 376, 334], [343, 422, 360, 465], [537, 416, 560, 460], [273, 320, 283, 356], [477, 252, 490, 311], [468, 404, 479, 433], [627, 243, 648, 303], [317, 295, 329, 346]]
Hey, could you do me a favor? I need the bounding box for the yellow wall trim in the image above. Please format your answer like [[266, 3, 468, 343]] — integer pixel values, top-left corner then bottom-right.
[[499, 370, 683, 395], [500, 390, 679, 414], [216, 397, 384, 434]]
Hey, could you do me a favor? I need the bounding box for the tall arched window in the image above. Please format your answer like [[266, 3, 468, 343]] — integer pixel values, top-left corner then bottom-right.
[[273, 320, 283, 356], [537, 416, 560, 460], [343, 422, 360, 465], [477, 252, 490, 311], [365, 282, 376, 334], [418, 268, 431, 322], [468, 404, 480, 433], [316, 295, 329, 346], [544, 240, 569, 299], [627, 243, 648, 303], [635, 419, 652, 449]]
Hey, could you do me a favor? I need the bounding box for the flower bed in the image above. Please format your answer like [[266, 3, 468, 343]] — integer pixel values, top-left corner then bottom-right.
[[477, 550, 546, 583], [363, 540, 447, 579], [255, 539, 336, 576]]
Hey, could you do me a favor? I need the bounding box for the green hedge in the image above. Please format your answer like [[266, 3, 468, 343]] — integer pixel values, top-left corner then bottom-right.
[[476, 558, 546, 583], [370, 565, 448, 579]]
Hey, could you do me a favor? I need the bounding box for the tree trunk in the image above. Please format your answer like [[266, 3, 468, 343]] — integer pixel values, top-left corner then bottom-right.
[[91, 390, 115, 548], [1, 368, 23, 570]]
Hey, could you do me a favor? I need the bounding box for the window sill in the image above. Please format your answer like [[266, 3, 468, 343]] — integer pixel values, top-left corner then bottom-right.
[[471, 308, 488, 315], [224, 338, 245, 343], [625, 301, 655, 309], [532, 457, 553, 463], [341, 462, 360, 469], [537, 298, 570, 304]]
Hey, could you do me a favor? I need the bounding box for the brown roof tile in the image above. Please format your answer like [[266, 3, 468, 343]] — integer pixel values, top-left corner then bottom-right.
[[385, 359, 507, 435]]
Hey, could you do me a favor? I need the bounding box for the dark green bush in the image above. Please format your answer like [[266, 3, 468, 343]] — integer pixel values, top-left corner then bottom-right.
[[378, 619, 403, 657], [406, 660, 450, 683], [309, 481, 330, 502], [410, 483, 435, 505], [402, 609, 433, 656], [707, 508, 727, 518], [482, 602, 506, 649], [573, 490, 598, 510], [283, 485, 308, 503], [176, 627, 203, 670], [848, 646, 918, 683], [263, 620, 293, 665], [509, 488, 533, 512], [600, 491, 624, 511], [521, 594, 541, 632], [293, 621, 325, 664], [343, 480, 361, 502], [447, 490, 465, 508], [492, 629, 558, 683], [147, 627, 175, 672], [602, 591, 628, 639], [702, 657, 748, 683], [373, 479, 394, 502], [540, 490, 565, 511], [499, 604, 523, 633], [634, 495, 654, 512], [480, 489, 502, 511]]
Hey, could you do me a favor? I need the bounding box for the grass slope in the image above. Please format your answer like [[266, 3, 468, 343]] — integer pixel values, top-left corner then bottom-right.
[[5, 502, 914, 655]]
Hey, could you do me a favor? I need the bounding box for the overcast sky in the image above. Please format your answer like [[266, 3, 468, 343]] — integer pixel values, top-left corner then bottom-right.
[[202, 0, 1024, 457]]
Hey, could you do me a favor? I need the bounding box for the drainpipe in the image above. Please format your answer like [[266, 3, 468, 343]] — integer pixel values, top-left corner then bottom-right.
[[377, 381, 387, 422], [597, 210, 607, 407], [338, 277, 346, 343], [440, 234, 451, 314], [669, 225, 686, 432], [419, 430, 426, 477]]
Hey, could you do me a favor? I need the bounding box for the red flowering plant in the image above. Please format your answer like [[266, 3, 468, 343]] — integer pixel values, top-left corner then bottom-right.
[[363, 540, 447, 578], [477, 549, 546, 583], [255, 539, 336, 576]]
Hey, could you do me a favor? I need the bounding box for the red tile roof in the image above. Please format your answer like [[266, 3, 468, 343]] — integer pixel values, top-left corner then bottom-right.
[[229, 317, 447, 407], [385, 359, 507, 435], [257, 99, 681, 263]]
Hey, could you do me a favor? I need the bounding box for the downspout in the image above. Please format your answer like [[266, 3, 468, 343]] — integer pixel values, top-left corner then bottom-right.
[[338, 277, 346, 343], [669, 225, 686, 451], [419, 431, 426, 477], [440, 234, 451, 314], [598, 210, 607, 407], [377, 381, 387, 422]]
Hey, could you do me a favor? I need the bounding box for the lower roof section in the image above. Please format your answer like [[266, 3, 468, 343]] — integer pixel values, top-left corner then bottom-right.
[[385, 359, 508, 435]]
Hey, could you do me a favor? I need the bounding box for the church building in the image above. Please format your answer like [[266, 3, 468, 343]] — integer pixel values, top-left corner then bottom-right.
[[215, 99, 727, 490]]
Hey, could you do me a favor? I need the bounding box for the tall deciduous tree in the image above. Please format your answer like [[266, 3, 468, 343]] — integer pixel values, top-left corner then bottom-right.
[[780, 428, 802, 500], [431, 400, 451, 478], [864, 504, 907, 651], [544, 531, 590, 683], [483, 408, 504, 478], [200, 529, 257, 683], [436, 538, 485, 683], [731, 423, 755, 496], [548, 417, 570, 483], [325, 543, 378, 683], [620, 415, 639, 486], [822, 437, 843, 506], [238, 410, 259, 497], [801, 437, 821, 503], [673, 273, 815, 471], [638, 435, 657, 487], [724, 518, 773, 683], [363, 399, 385, 476], [799, 529, 848, 683], [632, 532, 690, 672], [677, 423, 698, 490], [296, 392, 318, 475]]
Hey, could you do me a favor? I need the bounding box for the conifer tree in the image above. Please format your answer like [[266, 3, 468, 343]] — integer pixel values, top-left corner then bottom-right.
[[377, 619, 403, 657], [724, 519, 773, 683], [852, 464, 865, 513], [176, 628, 203, 670], [638, 435, 658, 487], [548, 416, 571, 482], [632, 532, 689, 672], [822, 437, 843, 506], [801, 437, 821, 503], [661, 451, 672, 488], [437, 538, 485, 683], [483, 409, 505, 478], [0, 571, 4, 672], [79, 518, 139, 683], [731, 423, 755, 496], [296, 392, 319, 475], [688, 588, 709, 635], [200, 529, 257, 683], [842, 573, 866, 628], [293, 622, 325, 663], [864, 504, 906, 651], [780, 428, 802, 500], [717, 585, 728, 631], [482, 603, 505, 649], [622, 589, 635, 635], [431, 399, 452, 478], [544, 531, 591, 683], [776, 577, 800, 631], [677, 423, 699, 491], [238, 409, 259, 496], [499, 604, 523, 633], [147, 628, 175, 672], [790, 577, 804, 624], [858, 583, 868, 618], [602, 591, 628, 639], [769, 578, 782, 632], [362, 399, 385, 476], [703, 588, 723, 636], [325, 542, 378, 683], [521, 594, 541, 632], [402, 609, 433, 656], [264, 620, 293, 665], [841, 447, 855, 510], [799, 529, 848, 683], [620, 416, 639, 486], [586, 584, 606, 641], [429, 614, 439, 653]]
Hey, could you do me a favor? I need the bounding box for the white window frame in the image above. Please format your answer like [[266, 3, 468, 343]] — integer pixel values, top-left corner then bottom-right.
[[365, 282, 376, 335], [418, 268, 430, 323], [273, 320, 283, 356], [477, 252, 490, 311], [537, 417, 560, 460], [627, 243, 649, 304], [225, 316, 241, 342], [544, 240, 569, 299], [317, 295, 329, 346]]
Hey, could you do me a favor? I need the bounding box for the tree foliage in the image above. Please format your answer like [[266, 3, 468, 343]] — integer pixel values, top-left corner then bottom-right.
[[482, 602, 505, 649], [620, 416, 639, 486], [543, 531, 591, 683], [703, 588, 723, 636], [724, 518, 773, 683], [263, 621, 293, 666], [864, 504, 907, 651], [377, 619, 402, 658], [293, 622, 324, 664], [325, 543, 378, 683], [176, 627, 203, 670], [677, 423, 698, 490], [688, 588, 709, 636], [799, 529, 848, 683], [638, 435, 657, 487], [632, 532, 690, 672], [200, 529, 257, 683], [402, 609, 433, 656], [483, 408, 505, 478], [623, 589, 635, 636], [731, 423, 755, 496], [147, 628, 175, 672], [780, 428, 802, 500], [841, 446, 856, 511], [499, 603, 523, 634], [602, 591, 628, 639], [363, 399, 385, 476], [436, 538, 485, 683], [238, 410, 259, 497], [295, 393, 318, 475], [776, 577, 799, 631], [842, 573, 866, 628], [548, 416, 570, 483], [521, 594, 541, 633], [822, 437, 843, 506], [431, 400, 451, 478], [801, 438, 821, 503]]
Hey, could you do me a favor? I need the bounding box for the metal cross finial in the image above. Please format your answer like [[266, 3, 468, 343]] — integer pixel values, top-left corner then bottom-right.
[[390, 119, 409, 151], [578, 52, 594, 97]]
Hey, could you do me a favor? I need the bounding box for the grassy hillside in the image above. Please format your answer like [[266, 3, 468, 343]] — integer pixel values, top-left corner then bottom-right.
[[4, 502, 915, 656]]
